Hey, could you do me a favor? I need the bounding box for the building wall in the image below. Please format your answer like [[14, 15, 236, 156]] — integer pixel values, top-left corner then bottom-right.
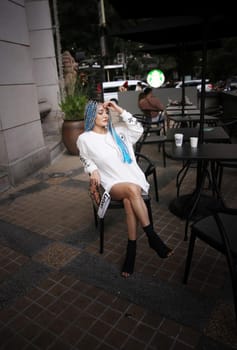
[[0, 0, 60, 185], [26, 0, 60, 110]]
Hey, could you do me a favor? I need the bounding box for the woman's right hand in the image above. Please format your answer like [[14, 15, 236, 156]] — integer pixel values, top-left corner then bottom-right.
[[90, 169, 101, 187]]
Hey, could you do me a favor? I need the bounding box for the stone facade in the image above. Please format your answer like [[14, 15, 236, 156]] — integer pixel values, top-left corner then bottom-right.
[[0, 0, 61, 185]]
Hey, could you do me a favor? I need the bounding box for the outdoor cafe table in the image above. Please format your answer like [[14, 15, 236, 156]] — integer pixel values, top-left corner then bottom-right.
[[166, 105, 198, 111], [165, 143, 237, 240], [167, 115, 218, 128], [165, 127, 230, 143], [166, 109, 201, 117]]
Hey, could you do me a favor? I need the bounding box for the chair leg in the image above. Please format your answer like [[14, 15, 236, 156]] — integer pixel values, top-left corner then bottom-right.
[[183, 231, 196, 284], [226, 253, 237, 323], [98, 218, 104, 254], [158, 142, 166, 167], [93, 205, 98, 227], [218, 165, 224, 191], [144, 197, 153, 228], [162, 143, 166, 167], [176, 161, 192, 197], [152, 168, 159, 202]]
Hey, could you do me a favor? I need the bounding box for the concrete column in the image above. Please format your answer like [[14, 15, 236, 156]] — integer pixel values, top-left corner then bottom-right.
[[0, 0, 58, 185]]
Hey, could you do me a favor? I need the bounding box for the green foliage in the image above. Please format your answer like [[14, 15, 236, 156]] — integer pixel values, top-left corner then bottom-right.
[[59, 71, 90, 120], [60, 93, 88, 120]]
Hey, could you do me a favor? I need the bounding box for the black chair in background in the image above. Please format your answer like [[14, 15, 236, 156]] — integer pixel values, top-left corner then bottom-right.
[[183, 208, 237, 323], [135, 110, 166, 136], [134, 116, 167, 168], [215, 118, 237, 190], [216, 160, 237, 191]]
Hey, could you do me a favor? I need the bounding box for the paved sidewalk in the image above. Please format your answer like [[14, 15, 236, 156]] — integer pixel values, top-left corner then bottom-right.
[[0, 146, 237, 350]]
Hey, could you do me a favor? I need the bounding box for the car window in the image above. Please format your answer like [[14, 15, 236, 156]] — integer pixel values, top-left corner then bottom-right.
[[185, 82, 199, 87], [102, 80, 148, 101], [103, 86, 119, 93]]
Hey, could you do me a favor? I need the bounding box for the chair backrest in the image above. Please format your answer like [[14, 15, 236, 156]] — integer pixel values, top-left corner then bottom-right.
[[135, 152, 159, 201], [138, 110, 166, 136], [189, 210, 237, 322]]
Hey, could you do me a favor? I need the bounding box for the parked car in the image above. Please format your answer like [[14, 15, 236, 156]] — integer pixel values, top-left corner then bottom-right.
[[102, 80, 148, 101], [226, 76, 237, 91], [175, 79, 213, 92]]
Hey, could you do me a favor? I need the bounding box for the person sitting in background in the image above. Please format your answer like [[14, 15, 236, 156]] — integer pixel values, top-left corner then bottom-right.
[[138, 87, 165, 123], [135, 82, 143, 91], [77, 100, 173, 278]]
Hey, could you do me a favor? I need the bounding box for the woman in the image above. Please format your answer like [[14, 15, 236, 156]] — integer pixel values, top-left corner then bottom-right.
[[138, 87, 165, 123], [77, 100, 172, 278]]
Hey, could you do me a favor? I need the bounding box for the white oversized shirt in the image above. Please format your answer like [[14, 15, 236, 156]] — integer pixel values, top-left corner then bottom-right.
[[77, 110, 150, 194]]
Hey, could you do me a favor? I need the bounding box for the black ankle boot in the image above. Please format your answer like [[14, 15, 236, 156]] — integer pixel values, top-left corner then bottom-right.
[[121, 239, 136, 277], [143, 224, 172, 259]]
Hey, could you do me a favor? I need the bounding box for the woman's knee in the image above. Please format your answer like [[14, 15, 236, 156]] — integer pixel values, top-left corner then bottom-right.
[[110, 183, 141, 200], [127, 184, 141, 198]]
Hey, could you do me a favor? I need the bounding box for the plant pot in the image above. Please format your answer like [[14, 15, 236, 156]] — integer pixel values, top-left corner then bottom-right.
[[62, 120, 84, 155]]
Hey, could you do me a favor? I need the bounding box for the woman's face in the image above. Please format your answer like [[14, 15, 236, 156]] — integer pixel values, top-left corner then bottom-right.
[[94, 103, 109, 128]]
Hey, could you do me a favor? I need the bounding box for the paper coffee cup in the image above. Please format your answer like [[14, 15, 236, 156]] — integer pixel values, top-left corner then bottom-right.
[[190, 137, 198, 148], [174, 133, 183, 146]]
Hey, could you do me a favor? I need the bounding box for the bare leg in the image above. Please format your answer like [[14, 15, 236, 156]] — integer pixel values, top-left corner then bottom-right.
[[110, 183, 173, 275], [110, 183, 150, 227], [121, 198, 138, 278], [123, 197, 138, 241]]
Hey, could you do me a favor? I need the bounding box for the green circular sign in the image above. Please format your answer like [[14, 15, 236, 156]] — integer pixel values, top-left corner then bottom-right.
[[147, 69, 165, 88]]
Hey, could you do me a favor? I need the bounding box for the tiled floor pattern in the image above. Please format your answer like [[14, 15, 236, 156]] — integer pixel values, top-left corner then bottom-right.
[[0, 150, 236, 349]]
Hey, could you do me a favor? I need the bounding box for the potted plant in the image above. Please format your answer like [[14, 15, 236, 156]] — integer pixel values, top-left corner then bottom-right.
[[60, 81, 88, 155]]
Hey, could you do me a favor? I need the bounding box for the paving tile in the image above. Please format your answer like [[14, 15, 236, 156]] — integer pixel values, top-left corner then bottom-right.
[[100, 307, 122, 325], [122, 336, 150, 350], [33, 329, 56, 349], [47, 315, 70, 335], [19, 322, 43, 342], [177, 325, 201, 348], [0, 261, 51, 308], [33, 241, 80, 269], [104, 328, 129, 348], [77, 332, 102, 349], [60, 323, 83, 346], [0, 220, 53, 256], [0, 150, 236, 350], [2, 333, 30, 350], [150, 330, 174, 349], [89, 319, 112, 339], [204, 303, 237, 348], [131, 322, 157, 343]]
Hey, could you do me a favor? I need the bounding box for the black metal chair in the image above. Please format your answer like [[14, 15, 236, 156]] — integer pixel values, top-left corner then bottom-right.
[[183, 207, 237, 323], [214, 118, 237, 190], [89, 150, 157, 253], [134, 116, 167, 168], [91, 190, 153, 254], [142, 109, 166, 134], [135, 152, 159, 202], [135, 111, 166, 136], [216, 160, 237, 191]]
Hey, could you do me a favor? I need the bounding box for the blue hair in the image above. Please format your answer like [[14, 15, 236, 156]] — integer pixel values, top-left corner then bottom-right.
[[108, 119, 132, 164], [84, 100, 98, 131]]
